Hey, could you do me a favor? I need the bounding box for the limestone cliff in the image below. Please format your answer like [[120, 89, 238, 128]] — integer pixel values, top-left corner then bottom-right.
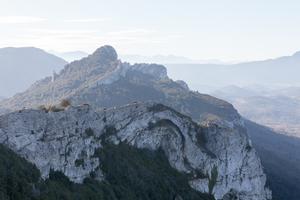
[[0, 103, 271, 200]]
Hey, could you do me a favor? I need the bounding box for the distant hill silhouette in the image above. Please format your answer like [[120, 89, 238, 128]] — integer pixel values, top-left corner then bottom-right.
[[0, 47, 67, 97], [166, 51, 300, 90]]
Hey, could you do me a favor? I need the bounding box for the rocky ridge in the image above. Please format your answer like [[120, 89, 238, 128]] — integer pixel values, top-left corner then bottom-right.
[[0, 102, 270, 200]]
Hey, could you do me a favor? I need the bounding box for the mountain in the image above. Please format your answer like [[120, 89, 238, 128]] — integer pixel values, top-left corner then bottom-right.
[[52, 51, 89, 62], [0, 47, 67, 97], [0, 46, 238, 122], [0, 102, 270, 200], [245, 119, 300, 200], [165, 51, 300, 91], [0, 45, 271, 199], [212, 85, 300, 137]]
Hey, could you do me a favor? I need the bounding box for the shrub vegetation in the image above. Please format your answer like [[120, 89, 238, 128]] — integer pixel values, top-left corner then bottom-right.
[[0, 143, 215, 200]]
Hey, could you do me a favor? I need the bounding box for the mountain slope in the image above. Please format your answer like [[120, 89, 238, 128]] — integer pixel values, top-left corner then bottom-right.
[[0, 102, 270, 200], [245, 120, 300, 200], [0, 47, 67, 97]]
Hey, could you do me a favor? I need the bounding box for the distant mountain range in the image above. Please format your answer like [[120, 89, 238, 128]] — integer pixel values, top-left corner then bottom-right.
[[165, 51, 300, 91], [0, 47, 67, 97]]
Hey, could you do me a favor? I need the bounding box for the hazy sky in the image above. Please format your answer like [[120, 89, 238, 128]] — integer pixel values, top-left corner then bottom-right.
[[1, 0, 300, 61]]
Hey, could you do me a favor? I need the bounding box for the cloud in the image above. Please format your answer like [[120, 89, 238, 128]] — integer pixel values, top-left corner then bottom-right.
[[64, 18, 109, 23], [0, 16, 46, 24], [29, 29, 97, 35], [0, 25, 183, 54]]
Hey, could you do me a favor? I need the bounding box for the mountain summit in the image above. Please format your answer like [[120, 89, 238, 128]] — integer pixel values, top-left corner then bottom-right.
[[92, 45, 118, 63]]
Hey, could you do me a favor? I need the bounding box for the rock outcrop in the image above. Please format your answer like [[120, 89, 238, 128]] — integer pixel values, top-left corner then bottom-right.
[[0, 103, 271, 200]]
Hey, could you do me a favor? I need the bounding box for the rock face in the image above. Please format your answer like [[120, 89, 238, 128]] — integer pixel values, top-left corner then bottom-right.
[[0, 103, 271, 200]]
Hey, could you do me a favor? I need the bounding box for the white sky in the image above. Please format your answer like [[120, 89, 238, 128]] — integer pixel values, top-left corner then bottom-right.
[[1, 0, 300, 61]]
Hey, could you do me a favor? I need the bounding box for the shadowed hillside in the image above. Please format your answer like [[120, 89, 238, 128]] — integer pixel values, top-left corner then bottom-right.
[[246, 120, 300, 200]]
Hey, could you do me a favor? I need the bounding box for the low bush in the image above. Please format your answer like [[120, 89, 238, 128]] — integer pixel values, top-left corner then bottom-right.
[[60, 99, 71, 108]]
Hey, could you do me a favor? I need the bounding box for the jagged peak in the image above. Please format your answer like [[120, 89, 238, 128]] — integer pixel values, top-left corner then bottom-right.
[[59, 45, 119, 76], [91, 45, 118, 63]]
